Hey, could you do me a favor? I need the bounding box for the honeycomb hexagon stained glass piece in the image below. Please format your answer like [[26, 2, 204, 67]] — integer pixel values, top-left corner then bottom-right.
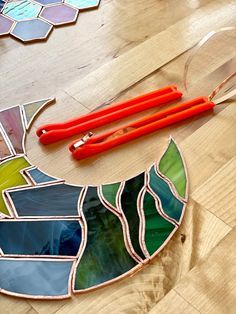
[[34, 0, 62, 6], [65, 0, 100, 10], [40, 4, 78, 26], [0, 0, 5, 13], [3, 0, 42, 21], [11, 19, 52, 42], [0, 15, 14, 36]]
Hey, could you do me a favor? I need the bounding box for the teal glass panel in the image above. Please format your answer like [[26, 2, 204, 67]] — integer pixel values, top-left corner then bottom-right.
[[120, 173, 146, 259], [3, 0, 42, 21], [143, 191, 175, 255], [159, 139, 187, 198], [0, 259, 73, 297], [74, 187, 137, 291], [149, 166, 184, 222], [65, 0, 100, 10]]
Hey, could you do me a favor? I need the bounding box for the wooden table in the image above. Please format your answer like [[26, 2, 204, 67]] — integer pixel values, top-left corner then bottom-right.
[[0, 0, 236, 312]]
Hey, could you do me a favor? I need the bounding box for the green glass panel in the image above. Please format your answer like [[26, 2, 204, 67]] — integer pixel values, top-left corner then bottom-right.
[[0, 157, 30, 215], [101, 182, 120, 208], [23, 99, 49, 128], [149, 166, 184, 222], [159, 139, 186, 198], [143, 191, 175, 255], [74, 187, 137, 290], [120, 173, 146, 260]]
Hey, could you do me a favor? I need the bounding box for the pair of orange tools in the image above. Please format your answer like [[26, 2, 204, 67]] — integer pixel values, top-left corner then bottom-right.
[[37, 85, 215, 160]]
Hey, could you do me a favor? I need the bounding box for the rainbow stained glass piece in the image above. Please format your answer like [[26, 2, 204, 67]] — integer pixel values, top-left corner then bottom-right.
[[0, 156, 30, 216], [149, 165, 184, 223], [3, 0, 42, 21], [0, 15, 14, 35], [0, 132, 11, 160], [0, 220, 82, 256], [0, 259, 73, 297], [74, 187, 137, 291], [22, 98, 53, 129], [34, 0, 62, 5], [9, 184, 82, 217], [159, 139, 187, 198], [65, 0, 100, 10], [0, 106, 25, 154], [11, 19, 52, 42], [27, 168, 59, 184], [143, 191, 175, 256], [40, 4, 78, 26]]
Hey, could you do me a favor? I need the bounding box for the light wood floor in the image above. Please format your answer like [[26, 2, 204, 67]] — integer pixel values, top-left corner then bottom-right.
[[0, 0, 236, 313]]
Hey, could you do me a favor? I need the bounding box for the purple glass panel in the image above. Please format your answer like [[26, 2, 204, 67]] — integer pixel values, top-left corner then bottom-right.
[[40, 4, 78, 26], [0, 106, 24, 154], [0, 15, 14, 35], [11, 19, 52, 42]]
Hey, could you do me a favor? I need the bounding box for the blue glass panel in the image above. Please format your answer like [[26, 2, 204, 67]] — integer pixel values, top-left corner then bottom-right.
[[9, 184, 82, 217], [74, 187, 137, 290], [120, 173, 146, 259], [0, 259, 73, 297], [149, 166, 184, 222], [28, 168, 58, 184], [0, 220, 81, 256], [3, 0, 41, 21]]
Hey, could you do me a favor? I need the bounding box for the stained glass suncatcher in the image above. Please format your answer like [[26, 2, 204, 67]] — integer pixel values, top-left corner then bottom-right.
[[0, 0, 101, 43], [0, 99, 188, 299]]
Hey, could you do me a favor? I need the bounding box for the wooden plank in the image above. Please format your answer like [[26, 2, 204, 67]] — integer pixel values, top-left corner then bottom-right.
[[174, 227, 236, 313], [181, 104, 236, 191], [192, 157, 236, 227], [0, 0, 213, 106], [29, 199, 231, 313], [66, 0, 236, 109], [0, 298, 35, 314], [148, 290, 200, 314]]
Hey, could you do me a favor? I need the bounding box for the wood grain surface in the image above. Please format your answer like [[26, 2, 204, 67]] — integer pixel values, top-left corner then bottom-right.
[[0, 0, 235, 313]]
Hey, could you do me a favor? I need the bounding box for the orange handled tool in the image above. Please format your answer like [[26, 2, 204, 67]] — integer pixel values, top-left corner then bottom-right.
[[69, 96, 215, 160], [37, 85, 182, 145]]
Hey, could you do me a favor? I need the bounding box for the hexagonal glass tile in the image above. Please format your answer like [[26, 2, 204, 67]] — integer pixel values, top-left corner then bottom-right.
[[3, 0, 42, 21], [40, 4, 78, 26], [0, 0, 5, 13], [11, 18, 52, 42], [65, 0, 100, 10], [34, 0, 62, 6], [0, 15, 14, 35]]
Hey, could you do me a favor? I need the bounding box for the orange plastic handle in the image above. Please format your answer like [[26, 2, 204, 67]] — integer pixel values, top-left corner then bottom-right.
[[37, 85, 182, 145], [70, 97, 215, 160]]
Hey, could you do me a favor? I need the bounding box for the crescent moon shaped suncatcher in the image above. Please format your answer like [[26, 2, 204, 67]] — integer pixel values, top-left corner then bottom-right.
[[0, 99, 188, 299]]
